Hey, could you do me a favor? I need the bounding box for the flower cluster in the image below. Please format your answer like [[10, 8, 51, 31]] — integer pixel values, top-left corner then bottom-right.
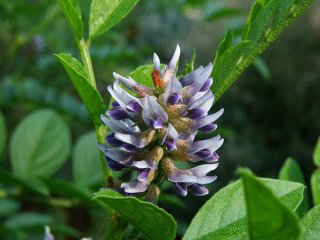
[[99, 45, 224, 197]]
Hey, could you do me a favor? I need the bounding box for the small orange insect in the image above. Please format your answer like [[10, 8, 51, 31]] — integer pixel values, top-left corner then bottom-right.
[[152, 69, 164, 88]]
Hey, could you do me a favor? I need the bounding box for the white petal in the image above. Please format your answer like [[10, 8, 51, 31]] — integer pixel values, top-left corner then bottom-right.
[[180, 66, 204, 86], [114, 132, 147, 148], [187, 135, 222, 154], [153, 53, 161, 71], [168, 44, 181, 69], [113, 72, 138, 90], [192, 109, 224, 129], [121, 180, 148, 193], [190, 163, 219, 176]]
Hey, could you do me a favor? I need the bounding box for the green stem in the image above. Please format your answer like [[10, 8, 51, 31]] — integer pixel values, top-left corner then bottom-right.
[[77, 38, 110, 183], [78, 39, 97, 89], [77, 38, 128, 239]]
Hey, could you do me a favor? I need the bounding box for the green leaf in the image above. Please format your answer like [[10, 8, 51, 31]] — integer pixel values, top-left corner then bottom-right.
[[94, 189, 177, 240], [212, 0, 313, 101], [4, 212, 54, 229], [279, 157, 305, 184], [0, 199, 20, 217], [183, 178, 304, 240], [128, 64, 156, 88], [59, 0, 84, 40], [56, 53, 106, 125], [89, 0, 139, 40], [204, 5, 242, 22], [72, 131, 103, 188], [313, 137, 320, 167], [182, 50, 196, 75], [301, 205, 320, 240], [279, 157, 308, 216], [0, 110, 6, 157], [311, 169, 320, 206], [241, 169, 301, 240], [253, 57, 271, 82], [0, 169, 49, 196], [10, 109, 71, 178], [213, 28, 233, 65]]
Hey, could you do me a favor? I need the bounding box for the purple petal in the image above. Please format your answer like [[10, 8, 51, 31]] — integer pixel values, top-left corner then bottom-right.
[[186, 108, 207, 119], [111, 101, 120, 107], [121, 180, 148, 193], [137, 168, 151, 181], [107, 159, 127, 171], [106, 133, 122, 147], [199, 78, 213, 92], [167, 93, 182, 105], [179, 131, 198, 142], [174, 182, 188, 197], [108, 82, 141, 118], [192, 109, 224, 130], [101, 115, 139, 134], [107, 107, 130, 120], [188, 91, 214, 112], [121, 143, 137, 153], [127, 100, 142, 112], [180, 66, 204, 87], [142, 96, 168, 127], [187, 135, 224, 154], [168, 170, 198, 183], [162, 124, 179, 151], [150, 117, 164, 129], [163, 77, 183, 106], [199, 123, 217, 133], [114, 132, 147, 148], [184, 63, 213, 96], [101, 147, 132, 163], [165, 141, 176, 152], [188, 184, 209, 196], [195, 149, 212, 158], [113, 72, 138, 91]]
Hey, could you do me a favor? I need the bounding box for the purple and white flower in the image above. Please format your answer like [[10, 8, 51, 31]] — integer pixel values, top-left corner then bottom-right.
[[100, 45, 224, 197]]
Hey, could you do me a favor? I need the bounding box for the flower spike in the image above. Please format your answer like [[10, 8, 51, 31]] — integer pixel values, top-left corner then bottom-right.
[[100, 45, 224, 197]]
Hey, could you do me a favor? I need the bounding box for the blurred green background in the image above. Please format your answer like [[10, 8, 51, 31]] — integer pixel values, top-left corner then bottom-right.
[[1, 0, 320, 239]]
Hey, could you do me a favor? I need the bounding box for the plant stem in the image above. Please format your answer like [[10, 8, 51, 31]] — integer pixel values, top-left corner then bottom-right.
[[77, 38, 111, 183], [78, 39, 97, 89]]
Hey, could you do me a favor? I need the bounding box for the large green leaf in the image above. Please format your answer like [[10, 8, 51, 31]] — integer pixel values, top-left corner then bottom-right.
[[0, 169, 49, 196], [127, 64, 165, 88], [301, 205, 320, 240], [4, 212, 54, 229], [56, 53, 106, 125], [279, 157, 308, 216], [0, 110, 6, 157], [10, 109, 71, 178], [94, 189, 177, 240], [183, 178, 304, 240], [59, 0, 84, 40], [241, 170, 301, 240], [212, 0, 313, 101], [89, 0, 139, 40], [72, 131, 103, 188], [311, 169, 320, 206], [313, 137, 320, 167]]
